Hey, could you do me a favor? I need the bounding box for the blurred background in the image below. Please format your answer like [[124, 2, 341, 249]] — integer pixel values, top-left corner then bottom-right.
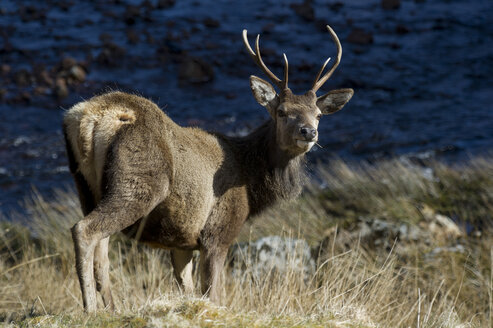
[[0, 0, 492, 215]]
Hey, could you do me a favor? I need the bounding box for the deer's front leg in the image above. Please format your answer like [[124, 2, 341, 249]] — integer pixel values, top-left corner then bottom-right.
[[199, 247, 227, 303], [171, 249, 194, 294]]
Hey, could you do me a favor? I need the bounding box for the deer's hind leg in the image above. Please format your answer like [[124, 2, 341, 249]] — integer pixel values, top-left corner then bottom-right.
[[94, 237, 113, 310], [69, 172, 113, 310], [65, 131, 105, 311], [72, 185, 167, 312], [71, 163, 170, 312]]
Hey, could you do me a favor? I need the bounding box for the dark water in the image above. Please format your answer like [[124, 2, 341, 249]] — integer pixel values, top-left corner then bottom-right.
[[0, 0, 492, 214]]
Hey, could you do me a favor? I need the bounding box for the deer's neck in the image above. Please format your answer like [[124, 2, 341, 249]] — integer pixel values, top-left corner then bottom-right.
[[233, 120, 306, 216]]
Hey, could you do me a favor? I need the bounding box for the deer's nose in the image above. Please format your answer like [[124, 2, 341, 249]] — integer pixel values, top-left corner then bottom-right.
[[300, 127, 317, 141]]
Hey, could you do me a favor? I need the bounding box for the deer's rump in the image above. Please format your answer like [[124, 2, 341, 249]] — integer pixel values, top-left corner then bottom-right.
[[63, 92, 237, 249]]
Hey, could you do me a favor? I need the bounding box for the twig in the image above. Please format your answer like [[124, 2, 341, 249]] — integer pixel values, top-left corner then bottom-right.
[[1, 253, 60, 276]]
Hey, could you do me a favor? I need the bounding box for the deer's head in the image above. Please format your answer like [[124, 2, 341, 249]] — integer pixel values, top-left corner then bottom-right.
[[243, 26, 353, 155]]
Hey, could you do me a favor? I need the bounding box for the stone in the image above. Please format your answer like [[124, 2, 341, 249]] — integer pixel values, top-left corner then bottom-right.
[[329, 2, 344, 12], [54, 78, 68, 99], [203, 18, 220, 28], [69, 65, 86, 82], [96, 43, 126, 66], [347, 28, 374, 45], [419, 204, 463, 240], [33, 86, 48, 96], [427, 244, 465, 261], [178, 57, 214, 84], [431, 214, 463, 239], [315, 216, 431, 259], [13, 69, 32, 87], [1, 64, 11, 75], [156, 0, 176, 9], [290, 0, 315, 22], [61, 57, 77, 70], [381, 0, 401, 10], [124, 5, 140, 25], [35, 69, 54, 87], [395, 25, 410, 34], [19, 5, 46, 22], [229, 236, 316, 279], [99, 33, 113, 44], [126, 29, 140, 44]]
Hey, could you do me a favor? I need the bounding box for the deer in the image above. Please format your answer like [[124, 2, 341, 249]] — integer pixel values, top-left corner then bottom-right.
[[63, 25, 353, 312]]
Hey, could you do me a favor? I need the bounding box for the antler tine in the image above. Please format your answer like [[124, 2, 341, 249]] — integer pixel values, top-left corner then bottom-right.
[[311, 25, 342, 93], [311, 57, 331, 90], [282, 53, 289, 90], [242, 29, 284, 90]]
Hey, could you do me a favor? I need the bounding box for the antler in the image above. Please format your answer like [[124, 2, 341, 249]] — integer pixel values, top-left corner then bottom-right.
[[311, 25, 342, 93], [242, 29, 289, 91]]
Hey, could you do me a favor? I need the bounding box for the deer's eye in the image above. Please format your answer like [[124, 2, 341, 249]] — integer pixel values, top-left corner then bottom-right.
[[277, 109, 287, 118], [316, 114, 322, 121]]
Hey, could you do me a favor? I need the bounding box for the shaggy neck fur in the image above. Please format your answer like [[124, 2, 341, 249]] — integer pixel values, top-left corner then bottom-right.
[[229, 119, 306, 216]]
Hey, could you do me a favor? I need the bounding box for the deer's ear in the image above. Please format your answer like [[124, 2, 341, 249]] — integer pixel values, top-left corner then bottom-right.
[[250, 75, 279, 115], [317, 88, 354, 115]]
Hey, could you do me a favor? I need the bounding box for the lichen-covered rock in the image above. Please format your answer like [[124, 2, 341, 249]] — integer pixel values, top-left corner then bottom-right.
[[315, 211, 464, 260], [228, 236, 315, 279]]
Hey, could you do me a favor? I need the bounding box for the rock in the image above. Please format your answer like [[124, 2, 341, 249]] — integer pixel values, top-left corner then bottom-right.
[[381, 0, 401, 10], [33, 86, 48, 96], [96, 43, 126, 66], [419, 205, 463, 240], [1, 64, 11, 75], [13, 91, 31, 104], [69, 65, 86, 82], [13, 69, 32, 87], [427, 244, 465, 261], [178, 57, 214, 84], [124, 5, 141, 25], [229, 236, 316, 279], [315, 217, 429, 260], [395, 25, 410, 34], [99, 32, 113, 44], [390, 43, 401, 50], [57, 1, 72, 12], [290, 0, 315, 22], [156, 0, 176, 9], [329, 2, 344, 12], [141, 0, 154, 10], [19, 5, 46, 22], [261, 23, 275, 34], [54, 77, 68, 99], [203, 17, 220, 28], [35, 69, 54, 87], [347, 28, 374, 45], [61, 57, 77, 70], [126, 29, 140, 44], [430, 214, 463, 240]]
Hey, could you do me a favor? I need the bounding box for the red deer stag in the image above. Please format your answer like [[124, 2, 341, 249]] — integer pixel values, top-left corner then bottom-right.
[[63, 25, 353, 312]]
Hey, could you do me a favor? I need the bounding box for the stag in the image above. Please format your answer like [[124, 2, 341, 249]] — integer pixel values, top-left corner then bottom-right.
[[63, 25, 353, 312]]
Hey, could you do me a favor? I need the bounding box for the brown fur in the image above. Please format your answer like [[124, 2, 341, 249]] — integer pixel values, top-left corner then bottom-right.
[[64, 37, 353, 312]]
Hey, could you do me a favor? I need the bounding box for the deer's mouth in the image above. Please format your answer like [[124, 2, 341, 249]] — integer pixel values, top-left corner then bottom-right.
[[296, 140, 315, 150]]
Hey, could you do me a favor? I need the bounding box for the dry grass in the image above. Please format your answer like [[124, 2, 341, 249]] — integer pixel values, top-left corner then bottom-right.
[[0, 158, 492, 327]]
